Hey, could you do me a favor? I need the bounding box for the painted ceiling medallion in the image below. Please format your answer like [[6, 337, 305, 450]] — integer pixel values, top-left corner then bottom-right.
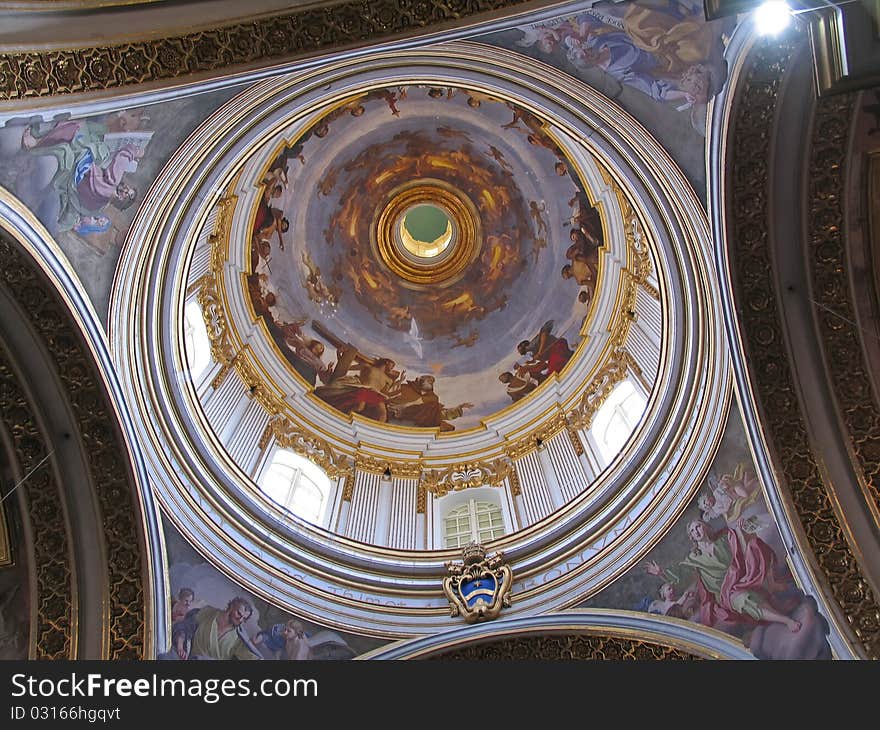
[[242, 83, 603, 432]]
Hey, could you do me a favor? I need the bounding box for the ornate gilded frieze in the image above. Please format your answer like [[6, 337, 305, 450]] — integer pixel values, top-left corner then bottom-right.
[[432, 634, 699, 660], [233, 351, 283, 415], [807, 93, 880, 522], [209, 196, 235, 274], [567, 348, 641, 430], [506, 467, 522, 497], [0, 0, 535, 101], [0, 231, 146, 658], [354, 453, 421, 479], [504, 412, 568, 460], [420, 458, 512, 497], [197, 273, 237, 367], [341, 473, 355, 502], [269, 413, 351, 479], [258, 422, 274, 451], [0, 349, 73, 659], [566, 424, 585, 456], [728, 36, 880, 657]]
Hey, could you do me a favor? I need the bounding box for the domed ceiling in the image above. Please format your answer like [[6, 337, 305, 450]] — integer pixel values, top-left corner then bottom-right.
[[111, 44, 729, 634], [240, 84, 603, 432]]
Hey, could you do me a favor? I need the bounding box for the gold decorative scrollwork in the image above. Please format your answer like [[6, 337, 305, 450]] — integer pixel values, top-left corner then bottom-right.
[[505, 413, 567, 460], [341, 473, 355, 502], [258, 423, 274, 451], [507, 468, 522, 497], [197, 274, 236, 367], [566, 425, 585, 457], [208, 196, 236, 274], [420, 458, 512, 497], [0, 1, 534, 101], [567, 349, 641, 430], [354, 453, 421, 479], [233, 351, 283, 416], [269, 414, 351, 479]]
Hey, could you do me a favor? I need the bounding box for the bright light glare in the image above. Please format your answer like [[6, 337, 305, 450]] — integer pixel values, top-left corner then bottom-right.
[[754, 1, 792, 35]]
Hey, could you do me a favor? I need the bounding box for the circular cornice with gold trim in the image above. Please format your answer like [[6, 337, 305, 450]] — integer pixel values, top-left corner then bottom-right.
[[374, 180, 479, 288]]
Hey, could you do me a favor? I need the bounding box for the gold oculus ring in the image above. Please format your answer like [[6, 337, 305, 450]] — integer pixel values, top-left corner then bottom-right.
[[373, 179, 482, 289]]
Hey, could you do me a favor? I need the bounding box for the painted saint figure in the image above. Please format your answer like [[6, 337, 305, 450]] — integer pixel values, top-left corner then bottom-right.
[[386, 375, 473, 432], [165, 597, 261, 660], [515, 320, 573, 382], [644, 519, 802, 634]]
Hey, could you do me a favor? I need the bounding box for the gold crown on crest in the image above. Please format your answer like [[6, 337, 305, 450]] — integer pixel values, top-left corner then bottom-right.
[[461, 542, 486, 565]]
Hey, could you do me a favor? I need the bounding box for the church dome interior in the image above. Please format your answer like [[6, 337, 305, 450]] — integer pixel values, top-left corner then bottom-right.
[[0, 0, 878, 662]]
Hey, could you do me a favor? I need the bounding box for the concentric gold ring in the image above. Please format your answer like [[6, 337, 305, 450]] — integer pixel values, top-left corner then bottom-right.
[[373, 179, 481, 289]]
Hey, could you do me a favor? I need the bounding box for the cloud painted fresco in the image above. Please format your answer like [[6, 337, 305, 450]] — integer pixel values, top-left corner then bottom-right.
[[244, 84, 603, 431], [476, 0, 737, 192]]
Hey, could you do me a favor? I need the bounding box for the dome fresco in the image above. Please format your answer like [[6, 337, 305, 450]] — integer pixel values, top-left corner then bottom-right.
[[242, 84, 604, 431], [108, 40, 733, 637]]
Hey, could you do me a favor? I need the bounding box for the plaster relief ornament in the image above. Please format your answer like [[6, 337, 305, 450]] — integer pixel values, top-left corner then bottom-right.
[[442, 542, 512, 623]]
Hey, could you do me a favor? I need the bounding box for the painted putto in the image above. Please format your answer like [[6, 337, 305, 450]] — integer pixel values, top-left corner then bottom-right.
[[242, 83, 605, 430]]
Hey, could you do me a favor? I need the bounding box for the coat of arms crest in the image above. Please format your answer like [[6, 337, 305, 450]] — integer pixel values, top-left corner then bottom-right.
[[442, 542, 512, 623]]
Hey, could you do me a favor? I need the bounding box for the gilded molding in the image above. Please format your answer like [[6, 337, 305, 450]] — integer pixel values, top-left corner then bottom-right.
[[507, 468, 521, 497], [567, 348, 641, 430], [209, 360, 233, 390], [208, 196, 236, 274], [504, 412, 567, 460], [432, 634, 699, 660], [420, 458, 512, 497], [416, 482, 426, 513], [0, 0, 536, 101], [807, 93, 880, 524], [0, 231, 146, 658], [729, 37, 880, 656], [269, 413, 351, 478], [233, 351, 282, 415], [197, 273, 236, 367], [341, 473, 354, 502], [257, 422, 274, 451], [566, 424, 584, 457], [354, 453, 421, 479]]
